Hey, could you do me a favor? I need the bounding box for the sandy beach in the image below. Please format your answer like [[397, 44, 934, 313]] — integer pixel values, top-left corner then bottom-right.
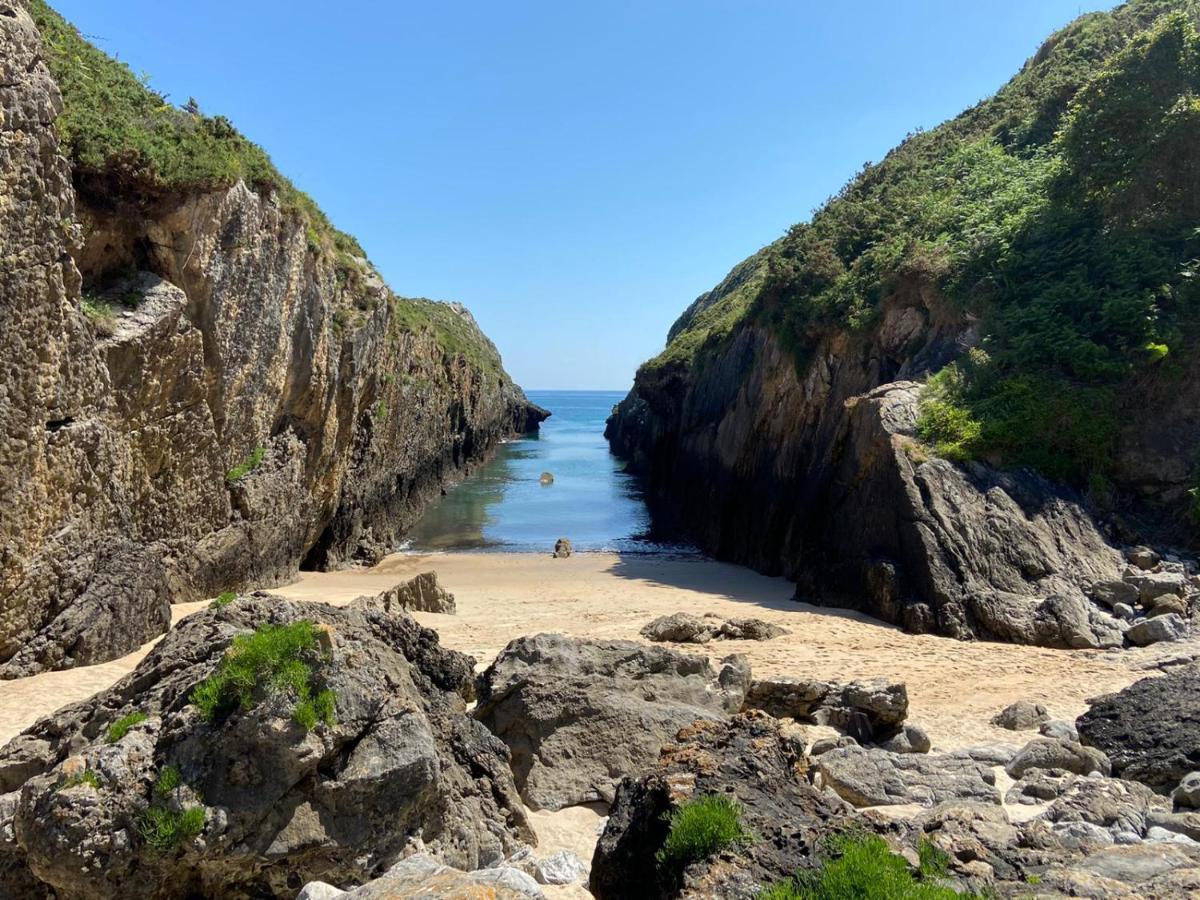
[[1, 551, 1157, 751]]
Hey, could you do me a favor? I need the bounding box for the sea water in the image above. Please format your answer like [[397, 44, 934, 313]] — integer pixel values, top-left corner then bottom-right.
[[404, 389, 694, 554]]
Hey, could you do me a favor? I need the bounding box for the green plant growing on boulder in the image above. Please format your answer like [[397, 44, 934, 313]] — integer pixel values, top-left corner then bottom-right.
[[55, 769, 101, 792], [209, 591, 237, 610], [139, 765, 205, 851], [758, 833, 975, 899], [656, 794, 751, 872], [225, 446, 265, 483], [105, 711, 148, 743], [189, 621, 336, 732]]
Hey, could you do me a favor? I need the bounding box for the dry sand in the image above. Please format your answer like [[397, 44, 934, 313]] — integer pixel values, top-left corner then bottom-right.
[[0, 550, 1174, 893]]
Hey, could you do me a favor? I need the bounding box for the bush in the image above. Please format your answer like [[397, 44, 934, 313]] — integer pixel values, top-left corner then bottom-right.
[[106, 711, 148, 744], [656, 794, 751, 871], [139, 804, 206, 852], [225, 447, 265, 483], [189, 621, 336, 732], [209, 591, 237, 610], [154, 765, 183, 796], [758, 834, 975, 899]]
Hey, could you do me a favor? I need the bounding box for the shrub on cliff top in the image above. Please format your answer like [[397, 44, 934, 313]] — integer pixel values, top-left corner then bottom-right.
[[190, 621, 336, 731]]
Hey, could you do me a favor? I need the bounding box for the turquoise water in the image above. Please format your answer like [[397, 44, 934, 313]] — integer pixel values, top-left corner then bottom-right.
[[405, 390, 692, 554]]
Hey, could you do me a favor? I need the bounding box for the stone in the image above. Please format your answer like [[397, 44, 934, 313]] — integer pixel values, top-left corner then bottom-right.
[[590, 714, 852, 900], [1089, 578, 1140, 608], [349, 571, 456, 615], [532, 849, 588, 885], [639, 612, 788, 644], [552, 538, 573, 558], [1149, 810, 1200, 842], [297, 884, 347, 900], [1040, 719, 1080, 743], [1078, 667, 1200, 793], [474, 634, 749, 810], [0, 597, 533, 896], [1005, 738, 1111, 779], [540, 472, 554, 485], [742, 677, 907, 740], [1126, 546, 1161, 570], [991, 701, 1049, 731], [1175, 773, 1200, 810], [878, 723, 932, 754], [815, 746, 999, 808], [1126, 613, 1189, 646], [329, 854, 545, 898], [1147, 593, 1188, 617], [1113, 602, 1136, 620], [1126, 571, 1187, 603]]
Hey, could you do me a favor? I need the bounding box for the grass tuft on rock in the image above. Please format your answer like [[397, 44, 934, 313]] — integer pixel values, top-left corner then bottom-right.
[[656, 794, 751, 871], [225, 447, 265, 483], [190, 621, 336, 731], [758, 834, 975, 899], [139, 804, 205, 852], [209, 591, 237, 610], [55, 769, 101, 792], [105, 711, 148, 744]]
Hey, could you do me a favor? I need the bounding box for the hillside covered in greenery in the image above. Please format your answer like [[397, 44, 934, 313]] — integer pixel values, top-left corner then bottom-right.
[[651, 0, 1200, 500]]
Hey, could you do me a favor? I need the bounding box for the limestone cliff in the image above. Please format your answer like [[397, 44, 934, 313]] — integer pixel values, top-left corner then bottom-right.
[[0, 2, 545, 677], [609, 0, 1200, 644]]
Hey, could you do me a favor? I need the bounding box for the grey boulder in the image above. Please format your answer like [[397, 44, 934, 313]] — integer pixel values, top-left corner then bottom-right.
[[639, 612, 787, 644], [1006, 737, 1111, 779], [991, 701, 1049, 731], [474, 634, 749, 810], [1126, 613, 1189, 646], [814, 746, 999, 808]]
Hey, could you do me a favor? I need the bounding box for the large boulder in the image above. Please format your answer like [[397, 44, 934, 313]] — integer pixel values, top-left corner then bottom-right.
[[1005, 738, 1111, 779], [1077, 667, 1200, 794], [590, 713, 851, 900], [348, 571, 456, 615], [0, 596, 532, 898], [474, 634, 749, 811], [1126, 613, 1189, 646], [992, 701, 1049, 731]]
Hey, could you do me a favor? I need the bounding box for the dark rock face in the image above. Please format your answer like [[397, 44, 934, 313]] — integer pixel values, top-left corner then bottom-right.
[[474, 634, 749, 811], [0, 7, 545, 678], [0, 596, 533, 898], [590, 714, 852, 900], [1077, 667, 1200, 794], [609, 346, 1126, 645]]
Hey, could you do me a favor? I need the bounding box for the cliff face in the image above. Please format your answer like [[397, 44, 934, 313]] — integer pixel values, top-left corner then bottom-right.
[[609, 0, 1200, 644], [0, 3, 544, 678]]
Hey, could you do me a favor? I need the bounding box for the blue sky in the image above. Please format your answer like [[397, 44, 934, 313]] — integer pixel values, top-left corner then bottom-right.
[[52, 1, 1116, 390]]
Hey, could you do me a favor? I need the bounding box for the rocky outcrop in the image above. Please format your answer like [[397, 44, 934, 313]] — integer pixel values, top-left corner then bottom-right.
[[591, 713, 852, 900], [473, 634, 749, 811], [611, 363, 1127, 645], [639, 612, 788, 644], [0, 595, 533, 898], [0, 5, 545, 678], [1077, 666, 1200, 794], [348, 572, 456, 615]]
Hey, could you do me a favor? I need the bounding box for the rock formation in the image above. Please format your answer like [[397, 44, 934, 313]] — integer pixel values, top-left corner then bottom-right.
[[348, 571, 457, 615], [473, 634, 749, 810], [0, 3, 545, 678], [0, 595, 533, 898], [639, 612, 788, 644], [606, 0, 1200, 645]]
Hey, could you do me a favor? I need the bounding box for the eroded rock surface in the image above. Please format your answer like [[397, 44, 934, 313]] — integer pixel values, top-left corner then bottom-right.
[[640, 612, 788, 644], [0, 596, 532, 898], [349, 572, 456, 616], [474, 634, 749, 810]]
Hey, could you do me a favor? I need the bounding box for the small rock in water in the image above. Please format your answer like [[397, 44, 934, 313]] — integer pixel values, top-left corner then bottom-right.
[[552, 537, 573, 558], [539, 471, 554, 485]]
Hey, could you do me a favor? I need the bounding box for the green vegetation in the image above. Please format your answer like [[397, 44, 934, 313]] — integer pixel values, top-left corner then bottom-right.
[[189, 621, 336, 732], [209, 591, 237, 610], [650, 2, 1200, 494], [105, 711, 148, 743], [388, 295, 504, 381], [225, 447, 265, 483], [656, 794, 751, 871], [25, 0, 362, 260], [758, 834, 974, 900], [140, 768, 206, 852], [80, 296, 118, 334], [55, 769, 101, 791]]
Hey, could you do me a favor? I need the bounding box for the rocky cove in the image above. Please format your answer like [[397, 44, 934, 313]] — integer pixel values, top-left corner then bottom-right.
[[4, 0, 1200, 898]]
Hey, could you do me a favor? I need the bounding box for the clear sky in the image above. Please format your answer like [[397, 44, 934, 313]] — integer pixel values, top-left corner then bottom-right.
[[51, 1, 1116, 391]]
